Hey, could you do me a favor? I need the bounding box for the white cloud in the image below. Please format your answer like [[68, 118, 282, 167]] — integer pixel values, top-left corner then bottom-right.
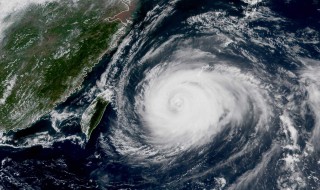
[[0, 0, 57, 42]]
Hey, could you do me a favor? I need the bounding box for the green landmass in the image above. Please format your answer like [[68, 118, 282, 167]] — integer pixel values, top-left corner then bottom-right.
[[0, 0, 129, 130], [85, 97, 109, 139]]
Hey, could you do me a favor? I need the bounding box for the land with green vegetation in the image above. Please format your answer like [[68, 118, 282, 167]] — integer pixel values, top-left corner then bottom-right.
[[0, 0, 134, 131], [81, 96, 109, 140]]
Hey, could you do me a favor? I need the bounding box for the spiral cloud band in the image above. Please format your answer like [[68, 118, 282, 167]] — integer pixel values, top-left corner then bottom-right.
[[134, 51, 271, 148], [1, 0, 320, 189], [91, 1, 320, 189]]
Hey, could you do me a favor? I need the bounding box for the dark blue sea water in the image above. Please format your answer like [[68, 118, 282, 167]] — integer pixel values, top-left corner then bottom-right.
[[1, 0, 320, 189]]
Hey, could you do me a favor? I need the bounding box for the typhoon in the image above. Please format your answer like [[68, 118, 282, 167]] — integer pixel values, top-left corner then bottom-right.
[[1, 0, 320, 189]]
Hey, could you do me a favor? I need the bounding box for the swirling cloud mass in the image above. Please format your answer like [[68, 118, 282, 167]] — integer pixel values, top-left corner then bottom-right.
[[1, 0, 320, 189]]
